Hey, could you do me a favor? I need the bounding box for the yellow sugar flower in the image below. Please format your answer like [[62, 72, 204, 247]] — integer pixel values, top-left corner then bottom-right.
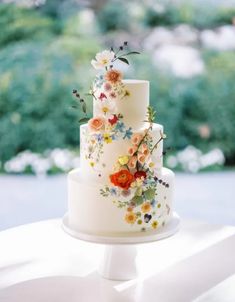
[[152, 220, 158, 229], [149, 162, 155, 168], [89, 161, 95, 167], [118, 155, 129, 166], [103, 133, 112, 144], [125, 212, 137, 224]]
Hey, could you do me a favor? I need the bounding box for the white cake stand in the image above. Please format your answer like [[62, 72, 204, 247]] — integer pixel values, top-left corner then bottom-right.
[[62, 212, 180, 281]]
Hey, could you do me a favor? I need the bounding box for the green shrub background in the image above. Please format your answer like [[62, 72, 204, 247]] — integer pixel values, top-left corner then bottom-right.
[[0, 2, 235, 166]]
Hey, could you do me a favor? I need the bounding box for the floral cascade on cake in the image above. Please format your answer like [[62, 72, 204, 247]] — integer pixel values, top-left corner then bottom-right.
[[67, 42, 175, 236]]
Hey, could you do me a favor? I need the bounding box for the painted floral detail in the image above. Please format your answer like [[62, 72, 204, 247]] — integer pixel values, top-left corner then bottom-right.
[[98, 92, 107, 101], [91, 50, 115, 70], [104, 82, 112, 91], [141, 202, 152, 213], [134, 171, 147, 179]]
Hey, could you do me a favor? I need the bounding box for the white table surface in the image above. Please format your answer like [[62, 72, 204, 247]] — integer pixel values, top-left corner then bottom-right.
[[0, 219, 235, 302]]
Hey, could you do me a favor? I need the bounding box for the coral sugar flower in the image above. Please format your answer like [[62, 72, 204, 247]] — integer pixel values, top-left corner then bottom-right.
[[134, 171, 147, 179], [110, 169, 134, 190]]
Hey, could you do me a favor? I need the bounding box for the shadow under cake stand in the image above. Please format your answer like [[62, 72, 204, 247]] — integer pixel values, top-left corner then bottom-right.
[[62, 212, 180, 281]]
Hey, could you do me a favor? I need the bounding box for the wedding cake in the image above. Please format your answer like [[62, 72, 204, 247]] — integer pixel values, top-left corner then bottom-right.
[[67, 43, 174, 236]]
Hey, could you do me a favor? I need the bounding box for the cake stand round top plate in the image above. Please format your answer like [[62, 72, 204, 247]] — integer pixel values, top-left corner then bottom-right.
[[62, 212, 180, 245]]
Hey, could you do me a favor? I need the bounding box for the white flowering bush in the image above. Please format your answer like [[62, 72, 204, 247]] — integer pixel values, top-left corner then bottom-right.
[[3, 149, 80, 176], [166, 145, 225, 173]]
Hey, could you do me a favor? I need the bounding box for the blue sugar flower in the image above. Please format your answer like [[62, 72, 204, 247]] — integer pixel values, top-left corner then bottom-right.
[[151, 199, 157, 207], [96, 134, 103, 143], [111, 134, 117, 140], [123, 127, 133, 139], [115, 122, 125, 133], [110, 187, 117, 196]]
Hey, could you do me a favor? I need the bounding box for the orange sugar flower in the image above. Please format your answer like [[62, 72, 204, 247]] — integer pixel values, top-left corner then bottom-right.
[[125, 212, 137, 224], [110, 169, 134, 190], [105, 69, 122, 84], [141, 202, 151, 213]]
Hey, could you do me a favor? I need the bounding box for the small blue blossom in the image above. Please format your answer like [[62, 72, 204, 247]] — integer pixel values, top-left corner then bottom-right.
[[151, 199, 157, 207], [123, 127, 133, 139], [111, 134, 117, 140], [110, 187, 117, 196], [96, 134, 103, 143], [115, 122, 125, 133]]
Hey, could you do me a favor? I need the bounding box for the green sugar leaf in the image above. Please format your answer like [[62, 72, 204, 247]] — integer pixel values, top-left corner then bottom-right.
[[144, 188, 156, 200], [118, 57, 129, 65], [131, 195, 144, 205], [79, 117, 90, 123]]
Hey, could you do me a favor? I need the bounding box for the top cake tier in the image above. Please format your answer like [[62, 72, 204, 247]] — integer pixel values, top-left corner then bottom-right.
[[93, 80, 149, 130]]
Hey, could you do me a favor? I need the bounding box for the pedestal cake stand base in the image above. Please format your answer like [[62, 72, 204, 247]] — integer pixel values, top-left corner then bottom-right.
[[62, 212, 180, 280]]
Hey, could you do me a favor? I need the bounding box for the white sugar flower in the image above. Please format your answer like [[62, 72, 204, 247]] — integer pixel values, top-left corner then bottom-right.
[[91, 50, 115, 69], [95, 99, 117, 118]]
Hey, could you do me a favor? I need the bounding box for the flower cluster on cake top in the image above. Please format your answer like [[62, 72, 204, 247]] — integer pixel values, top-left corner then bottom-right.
[[72, 41, 139, 125]]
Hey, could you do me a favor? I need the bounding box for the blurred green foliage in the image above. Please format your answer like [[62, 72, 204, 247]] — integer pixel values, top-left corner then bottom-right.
[[143, 3, 235, 29], [0, 1, 235, 167], [96, 1, 130, 32], [0, 3, 98, 162]]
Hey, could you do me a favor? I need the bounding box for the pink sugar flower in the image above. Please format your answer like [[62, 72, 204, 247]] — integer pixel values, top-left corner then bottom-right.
[[140, 143, 149, 157], [137, 152, 146, 164], [109, 91, 117, 99], [128, 156, 137, 169], [128, 146, 137, 156], [104, 82, 112, 91], [131, 133, 143, 146]]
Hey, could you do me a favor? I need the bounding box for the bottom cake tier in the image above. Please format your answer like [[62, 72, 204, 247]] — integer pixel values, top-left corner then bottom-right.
[[67, 168, 174, 236]]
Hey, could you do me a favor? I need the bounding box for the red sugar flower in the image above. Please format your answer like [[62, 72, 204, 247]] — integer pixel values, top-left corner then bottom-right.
[[108, 114, 118, 125], [134, 171, 147, 180]]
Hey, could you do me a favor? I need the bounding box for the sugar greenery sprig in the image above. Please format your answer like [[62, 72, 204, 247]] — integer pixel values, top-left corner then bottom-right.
[[72, 89, 90, 123], [110, 41, 140, 67]]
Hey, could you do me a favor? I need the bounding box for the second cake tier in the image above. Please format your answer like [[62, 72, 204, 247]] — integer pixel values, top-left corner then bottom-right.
[[80, 122, 164, 182]]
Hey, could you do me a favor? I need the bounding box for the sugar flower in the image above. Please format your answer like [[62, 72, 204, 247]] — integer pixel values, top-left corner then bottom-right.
[[118, 155, 129, 166], [91, 50, 115, 70], [125, 212, 137, 224], [141, 202, 151, 213], [105, 69, 122, 84], [95, 99, 117, 118], [110, 169, 134, 190], [131, 133, 143, 146], [88, 116, 106, 132], [128, 156, 137, 169]]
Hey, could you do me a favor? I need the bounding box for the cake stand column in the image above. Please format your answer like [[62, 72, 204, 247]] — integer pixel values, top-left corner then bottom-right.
[[98, 244, 138, 280]]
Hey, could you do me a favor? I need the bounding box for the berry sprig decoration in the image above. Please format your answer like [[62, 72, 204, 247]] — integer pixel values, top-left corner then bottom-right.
[[72, 89, 90, 123], [109, 41, 140, 67]]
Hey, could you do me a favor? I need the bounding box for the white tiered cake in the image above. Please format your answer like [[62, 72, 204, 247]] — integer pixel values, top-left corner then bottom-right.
[[67, 45, 174, 236]]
